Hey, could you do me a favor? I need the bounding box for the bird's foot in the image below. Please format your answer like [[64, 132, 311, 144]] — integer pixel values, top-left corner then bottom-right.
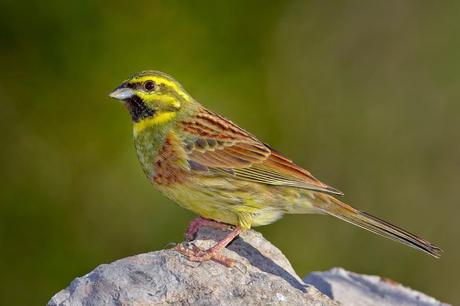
[[176, 225, 242, 267], [175, 244, 236, 267], [185, 217, 232, 241]]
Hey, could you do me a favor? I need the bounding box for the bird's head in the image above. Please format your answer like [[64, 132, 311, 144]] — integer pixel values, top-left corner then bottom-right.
[[109, 70, 193, 134]]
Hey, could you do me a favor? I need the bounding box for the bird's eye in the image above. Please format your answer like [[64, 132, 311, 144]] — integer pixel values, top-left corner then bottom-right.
[[144, 80, 156, 91]]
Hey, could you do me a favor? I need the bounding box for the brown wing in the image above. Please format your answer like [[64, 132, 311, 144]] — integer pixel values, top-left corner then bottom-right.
[[179, 108, 343, 195]]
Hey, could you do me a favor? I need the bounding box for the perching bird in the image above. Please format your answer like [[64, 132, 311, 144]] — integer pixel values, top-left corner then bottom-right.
[[109, 70, 441, 266]]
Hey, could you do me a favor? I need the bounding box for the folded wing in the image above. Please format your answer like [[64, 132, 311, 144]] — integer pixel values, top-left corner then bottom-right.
[[179, 108, 343, 196]]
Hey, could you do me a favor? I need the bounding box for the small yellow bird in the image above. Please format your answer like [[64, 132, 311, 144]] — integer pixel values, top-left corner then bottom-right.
[[110, 70, 441, 266]]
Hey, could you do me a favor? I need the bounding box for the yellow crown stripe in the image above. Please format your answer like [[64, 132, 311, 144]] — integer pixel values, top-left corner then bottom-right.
[[132, 76, 190, 104], [135, 76, 181, 91], [133, 112, 177, 135]]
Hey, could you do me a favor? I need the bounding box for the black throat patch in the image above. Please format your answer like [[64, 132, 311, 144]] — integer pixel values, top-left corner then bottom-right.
[[125, 96, 156, 122]]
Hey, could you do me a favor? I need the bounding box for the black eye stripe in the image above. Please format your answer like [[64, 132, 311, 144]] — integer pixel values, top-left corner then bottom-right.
[[125, 81, 155, 90]]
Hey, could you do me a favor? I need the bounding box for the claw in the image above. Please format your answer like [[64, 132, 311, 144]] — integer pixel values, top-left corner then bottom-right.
[[175, 243, 236, 267], [178, 219, 241, 267]]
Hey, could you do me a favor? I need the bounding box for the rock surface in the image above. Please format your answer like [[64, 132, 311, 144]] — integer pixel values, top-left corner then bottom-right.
[[48, 227, 335, 306], [48, 227, 447, 306], [304, 268, 449, 306]]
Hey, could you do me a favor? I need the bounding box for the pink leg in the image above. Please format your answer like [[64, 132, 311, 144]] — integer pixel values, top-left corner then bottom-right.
[[185, 217, 231, 241], [176, 225, 242, 267]]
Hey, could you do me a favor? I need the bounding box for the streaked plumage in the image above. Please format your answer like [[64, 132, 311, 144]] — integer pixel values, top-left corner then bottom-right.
[[109, 70, 441, 265]]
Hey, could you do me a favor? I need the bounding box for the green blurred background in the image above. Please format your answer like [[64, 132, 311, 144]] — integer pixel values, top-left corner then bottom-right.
[[1, 1, 459, 304]]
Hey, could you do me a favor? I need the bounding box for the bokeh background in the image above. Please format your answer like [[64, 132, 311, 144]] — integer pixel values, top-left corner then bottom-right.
[[1, 1, 459, 304]]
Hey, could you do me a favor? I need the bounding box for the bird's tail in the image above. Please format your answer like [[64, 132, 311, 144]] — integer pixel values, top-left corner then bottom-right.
[[315, 196, 442, 258]]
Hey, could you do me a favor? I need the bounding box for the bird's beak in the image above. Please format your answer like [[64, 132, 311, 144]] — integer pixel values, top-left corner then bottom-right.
[[109, 85, 135, 101]]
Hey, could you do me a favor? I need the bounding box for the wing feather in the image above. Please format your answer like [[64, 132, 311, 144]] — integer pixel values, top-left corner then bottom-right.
[[179, 108, 343, 195]]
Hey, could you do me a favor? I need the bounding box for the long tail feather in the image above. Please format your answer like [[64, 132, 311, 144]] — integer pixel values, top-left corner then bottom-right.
[[317, 197, 442, 258]]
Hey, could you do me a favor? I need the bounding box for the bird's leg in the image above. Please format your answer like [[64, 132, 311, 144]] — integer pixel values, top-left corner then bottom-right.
[[185, 217, 232, 241], [176, 226, 242, 267]]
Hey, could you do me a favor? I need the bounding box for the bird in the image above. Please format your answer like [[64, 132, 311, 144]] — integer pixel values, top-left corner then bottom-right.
[[109, 70, 441, 266]]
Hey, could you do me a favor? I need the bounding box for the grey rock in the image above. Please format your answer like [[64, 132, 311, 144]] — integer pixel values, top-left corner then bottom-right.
[[48, 227, 335, 306], [48, 227, 447, 306], [304, 268, 449, 306]]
